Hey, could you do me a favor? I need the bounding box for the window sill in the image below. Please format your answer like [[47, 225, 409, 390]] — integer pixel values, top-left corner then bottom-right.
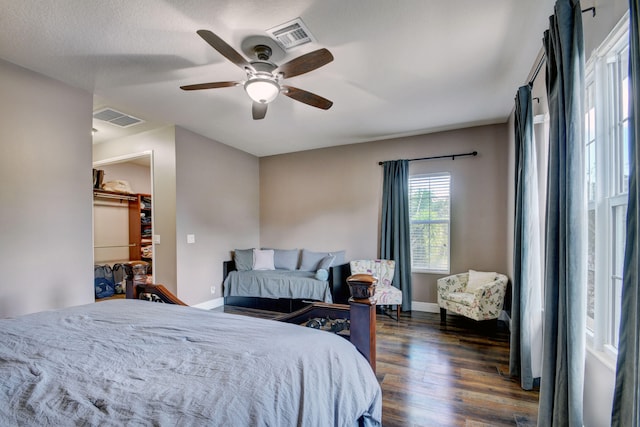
[[411, 269, 449, 275], [586, 342, 617, 372]]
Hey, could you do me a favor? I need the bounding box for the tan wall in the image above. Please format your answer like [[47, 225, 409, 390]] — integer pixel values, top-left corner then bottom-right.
[[175, 127, 260, 305], [260, 123, 509, 305], [0, 58, 94, 317]]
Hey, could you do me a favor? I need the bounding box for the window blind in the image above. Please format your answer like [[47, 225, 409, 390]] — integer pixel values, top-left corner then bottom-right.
[[409, 173, 451, 272]]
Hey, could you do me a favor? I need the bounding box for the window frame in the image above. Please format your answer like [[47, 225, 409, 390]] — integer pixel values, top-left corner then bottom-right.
[[584, 13, 630, 360]]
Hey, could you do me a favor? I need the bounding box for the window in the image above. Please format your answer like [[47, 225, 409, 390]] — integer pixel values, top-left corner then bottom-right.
[[584, 15, 630, 354], [409, 173, 450, 273]]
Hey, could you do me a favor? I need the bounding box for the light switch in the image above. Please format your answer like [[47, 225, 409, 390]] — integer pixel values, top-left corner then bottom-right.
[[187, 234, 196, 244], [153, 234, 161, 244]]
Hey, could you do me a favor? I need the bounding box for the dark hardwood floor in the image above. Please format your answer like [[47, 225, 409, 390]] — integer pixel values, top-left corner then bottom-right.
[[216, 306, 539, 427]]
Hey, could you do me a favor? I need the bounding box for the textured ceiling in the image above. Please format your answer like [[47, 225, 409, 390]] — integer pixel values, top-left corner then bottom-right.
[[0, 0, 555, 157]]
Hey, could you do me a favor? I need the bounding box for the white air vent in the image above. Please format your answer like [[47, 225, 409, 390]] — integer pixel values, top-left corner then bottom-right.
[[93, 108, 144, 128], [266, 18, 315, 51]]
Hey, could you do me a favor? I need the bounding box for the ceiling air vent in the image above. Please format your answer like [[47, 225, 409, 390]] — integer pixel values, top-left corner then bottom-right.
[[266, 17, 315, 51], [93, 108, 144, 128]]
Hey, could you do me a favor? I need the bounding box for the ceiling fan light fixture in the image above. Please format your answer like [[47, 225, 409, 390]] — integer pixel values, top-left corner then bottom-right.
[[244, 78, 280, 104]]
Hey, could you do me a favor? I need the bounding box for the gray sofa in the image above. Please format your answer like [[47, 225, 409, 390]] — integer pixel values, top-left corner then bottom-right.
[[223, 248, 352, 312]]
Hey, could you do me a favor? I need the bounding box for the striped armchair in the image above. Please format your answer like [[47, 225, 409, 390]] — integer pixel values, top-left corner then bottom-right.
[[349, 259, 403, 319]]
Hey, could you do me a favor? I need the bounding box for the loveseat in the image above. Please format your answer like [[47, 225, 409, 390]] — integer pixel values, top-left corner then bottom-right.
[[223, 248, 352, 312]]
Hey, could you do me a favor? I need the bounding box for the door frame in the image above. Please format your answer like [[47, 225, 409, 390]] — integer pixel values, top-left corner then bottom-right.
[[93, 150, 155, 283]]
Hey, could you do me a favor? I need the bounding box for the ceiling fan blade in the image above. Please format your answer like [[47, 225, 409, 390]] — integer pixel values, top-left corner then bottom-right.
[[277, 48, 334, 79], [180, 81, 239, 91], [196, 29, 254, 72], [282, 86, 333, 110], [252, 102, 268, 120]]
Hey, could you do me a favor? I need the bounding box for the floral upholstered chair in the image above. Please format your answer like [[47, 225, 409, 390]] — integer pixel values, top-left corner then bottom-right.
[[437, 270, 508, 324], [349, 259, 402, 320]]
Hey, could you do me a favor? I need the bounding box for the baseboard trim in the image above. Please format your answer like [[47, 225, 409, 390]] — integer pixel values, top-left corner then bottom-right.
[[193, 297, 225, 310], [411, 301, 440, 313]]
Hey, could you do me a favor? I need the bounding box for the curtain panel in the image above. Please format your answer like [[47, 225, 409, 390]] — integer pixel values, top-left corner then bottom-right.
[[380, 160, 412, 311], [509, 84, 544, 391], [611, 1, 640, 425], [538, 0, 586, 426]]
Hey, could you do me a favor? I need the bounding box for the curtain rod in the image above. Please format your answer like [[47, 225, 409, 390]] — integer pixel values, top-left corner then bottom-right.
[[528, 55, 546, 86], [378, 151, 477, 165], [527, 7, 597, 86]]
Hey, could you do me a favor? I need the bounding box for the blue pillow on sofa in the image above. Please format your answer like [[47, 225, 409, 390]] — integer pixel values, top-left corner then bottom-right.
[[271, 248, 299, 271], [300, 250, 345, 271], [315, 268, 329, 281], [318, 255, 336, 270], [299, 249, 329, 271], [234, 248, 254, 271]]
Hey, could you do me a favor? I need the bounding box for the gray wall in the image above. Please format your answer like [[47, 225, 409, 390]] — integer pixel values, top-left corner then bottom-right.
[[0, 58, 94, 317], [175, 127, 259, 305], [259, 123, 509, 307]]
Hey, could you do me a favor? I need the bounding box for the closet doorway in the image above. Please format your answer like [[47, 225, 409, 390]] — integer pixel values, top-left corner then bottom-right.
[[93, 152, 154, 300]]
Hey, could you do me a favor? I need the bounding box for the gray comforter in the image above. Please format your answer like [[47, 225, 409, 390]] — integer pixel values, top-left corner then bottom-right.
[[224, 270, 333, 302], [0, 300, 381, 426]]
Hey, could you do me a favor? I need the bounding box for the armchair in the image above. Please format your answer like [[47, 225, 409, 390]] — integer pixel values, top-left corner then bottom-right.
[[349, 259, 402, 319], [437, 270, 508, 323]]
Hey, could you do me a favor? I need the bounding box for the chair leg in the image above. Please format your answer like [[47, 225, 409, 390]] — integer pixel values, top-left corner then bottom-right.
[[396, 304, 400, 321], [440, 308, 446, 324]]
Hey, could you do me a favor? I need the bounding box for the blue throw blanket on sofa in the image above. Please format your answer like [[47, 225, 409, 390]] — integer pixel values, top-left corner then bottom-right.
[[223, 269, 333, 302]]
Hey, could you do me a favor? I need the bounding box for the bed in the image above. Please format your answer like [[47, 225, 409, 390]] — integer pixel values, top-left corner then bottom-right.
[[0, 286, 381, 426], [133, 281, 377, 372], [223, 260, 352, 312]]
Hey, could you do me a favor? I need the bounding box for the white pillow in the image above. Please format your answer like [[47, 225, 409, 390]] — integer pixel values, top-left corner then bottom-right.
[[466, 270, 496, 292], [253, 249, 275, 270]]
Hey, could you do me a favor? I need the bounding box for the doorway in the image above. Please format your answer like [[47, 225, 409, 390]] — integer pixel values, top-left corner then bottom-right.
[[92, 152, 154, 300]]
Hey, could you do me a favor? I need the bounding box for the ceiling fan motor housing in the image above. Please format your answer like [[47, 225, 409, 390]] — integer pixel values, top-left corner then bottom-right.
[[249, 61, 277, 74], [253, 44, 272, 61]]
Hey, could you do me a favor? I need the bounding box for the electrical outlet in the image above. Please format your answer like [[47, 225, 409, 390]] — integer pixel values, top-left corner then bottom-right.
[[210, 286, 216, 295]]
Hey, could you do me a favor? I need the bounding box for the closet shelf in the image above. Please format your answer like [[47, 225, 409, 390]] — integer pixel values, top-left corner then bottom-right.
[[94, 243, 137, 249], [93, 189, 137, 202]]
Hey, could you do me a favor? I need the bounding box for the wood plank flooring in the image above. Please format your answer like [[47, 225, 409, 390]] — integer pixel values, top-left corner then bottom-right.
[[216, 306, 539, 427]]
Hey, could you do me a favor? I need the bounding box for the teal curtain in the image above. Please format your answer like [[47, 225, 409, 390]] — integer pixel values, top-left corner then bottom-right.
[[380, 160, 412, 311], [611, 2, 640, 425], [538, 0, 586, 426], [510, 84, 543, 390]]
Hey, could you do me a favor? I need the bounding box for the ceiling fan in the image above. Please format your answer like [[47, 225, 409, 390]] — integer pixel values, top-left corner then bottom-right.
[[180, 30, 334, 120]]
